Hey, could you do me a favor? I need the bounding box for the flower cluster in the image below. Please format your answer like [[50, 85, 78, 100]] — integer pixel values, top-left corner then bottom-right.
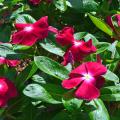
[[55, 27, 97, 66], [0, 13, 108, 107], [54, 27, 107, 100]]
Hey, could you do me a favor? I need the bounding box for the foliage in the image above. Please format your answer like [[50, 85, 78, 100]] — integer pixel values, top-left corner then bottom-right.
[[0, 0, 120, 120]]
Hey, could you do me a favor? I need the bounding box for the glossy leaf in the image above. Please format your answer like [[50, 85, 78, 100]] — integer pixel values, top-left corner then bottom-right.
[[23, 83, 61, 104], [62, 91, 83, 111], [16, 14, 36, 24], [103, 70, 119, 83], [69, 0, 98, 12], [34, 56, 69, 80], [88, 99, 110, 120], [96, 42, 110, 54], [40, 38, 64, 57], [101, 86, 120, 101], [88, 14, 113, 36]]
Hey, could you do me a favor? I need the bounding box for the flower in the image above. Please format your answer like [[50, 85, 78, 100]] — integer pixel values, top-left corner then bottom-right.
[[62, 62, 107, 100], [29, 0, 41, 5], [62, 39, 96, 66], [29, 0, 52, 5], [12, 16, 52, 46], [56, 27, 74, 46], [0, 57, 20, 67], [0, 77, 17, 107], [106, 14, 120, 39], [56, 27, 96, 66]]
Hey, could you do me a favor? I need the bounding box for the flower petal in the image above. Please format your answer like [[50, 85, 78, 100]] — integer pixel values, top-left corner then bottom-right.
[[34, 16, 48, 28], [15, 24, 32, 31], [70, 62, 87, 77], [0, 78, 8, 96], [56, 27, 74, 46], [75, 81, 100, 100], [86, 62, 107, 76], [33, 27, 48, 40], [116, 14, 120, 26], [29, 0, 41, 5], [106, 16, 114, 30], [0, 96, 8, 107], [0, 57, 6, 64], [48, 26, 58, 34], [7, 60, 20, 67], [62, 49, 74, 66], [95, 76, 105, 89], [5, 79, 18, 98], [12, 31, 38, 46], [62, 77, 83, 89]]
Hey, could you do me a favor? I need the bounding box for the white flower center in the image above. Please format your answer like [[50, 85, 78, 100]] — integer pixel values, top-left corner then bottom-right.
[[82, 73, 93, 82], [24, 26, 33, 32], [0, 84, 3, 89], [74, 41, 82, 46]]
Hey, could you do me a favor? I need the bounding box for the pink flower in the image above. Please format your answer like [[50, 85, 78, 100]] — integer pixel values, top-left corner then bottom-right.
[[56, 27, 96, 65], [29, 0, 41, 5], [116, 15, 120, 26], [12, 16, 55, 46], [107, 14, 120, 29], [56, 27, 75, 46], [62, 39, 96, 66], [0, 57, 20, 67], [0, 77, 17, 107], [106, 14, 120, 39], [62, 62, 107, 100]]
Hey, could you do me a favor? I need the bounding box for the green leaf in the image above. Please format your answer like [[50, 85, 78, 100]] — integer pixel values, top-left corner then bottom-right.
[[0, 25, 11, 42], [39, 38, 65, 57], [62, 91, 83, 111], [13, 45, 31, 51], [69, 0, 98, 12], [101, 86, 120, 101], [88, 14, 113, 36], [96, 42, 110, 54], [54, 0, 67, 12], [23, 84, 61, 104], [74, 32, 99, 45], [108, 41, 119, 59], [0, 43, 31, 59], [103, 70, 119, 82], [10, 6, 24, 19], [116, 41, 120, 56], [88, 99, 110, 120], [16, 14, 36, 24], [32, 74, 46, 84], [16, 62, 38, 89], [52, 110, 71, 120], [34, 56, 69, 80]]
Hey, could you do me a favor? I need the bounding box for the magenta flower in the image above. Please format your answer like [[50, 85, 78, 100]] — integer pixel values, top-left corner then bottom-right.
[[0, 77, 17, 107], [56, 27, 75, 46], [62, 62, 107, 100], [56, 27, 96, 66], [29, 0, 41, 5], [0, 57, 20, 67], [62, 39, 96, 66], [12, 16, 56, 46], [106, 14, 120, 39]]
